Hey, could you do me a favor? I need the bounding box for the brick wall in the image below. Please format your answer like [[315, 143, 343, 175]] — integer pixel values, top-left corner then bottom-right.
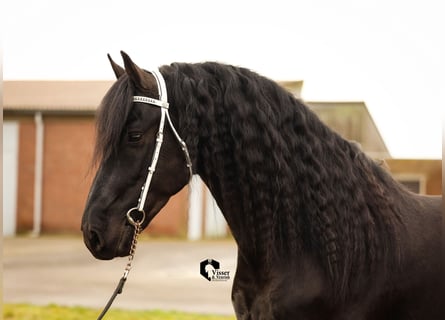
[[41, 116, 95, 232], [385, 159, 442, 195], [15, 114, 189, 236], [16, 114, 438, 236], [17, 117, 36, 232]]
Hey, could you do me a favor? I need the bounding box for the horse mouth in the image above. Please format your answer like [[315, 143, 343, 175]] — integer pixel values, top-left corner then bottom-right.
[[115, 225, 135, 257], [82, 208, 156, 260], [83, 224, 134, 260]]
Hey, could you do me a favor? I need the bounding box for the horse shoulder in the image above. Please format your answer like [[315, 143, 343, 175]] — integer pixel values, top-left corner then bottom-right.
[[391, 194, 444, 319], [232, 253, 337, 319], [400, 194, 442, 279]]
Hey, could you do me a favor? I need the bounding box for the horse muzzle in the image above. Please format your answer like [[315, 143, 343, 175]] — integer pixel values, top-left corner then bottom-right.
[[82, 222, 133, 260]]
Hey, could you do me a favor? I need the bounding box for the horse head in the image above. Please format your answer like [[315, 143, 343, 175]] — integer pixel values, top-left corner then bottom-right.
[[81, 52, 190, 259]]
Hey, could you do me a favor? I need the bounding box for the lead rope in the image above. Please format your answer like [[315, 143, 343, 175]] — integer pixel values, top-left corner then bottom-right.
[[96, 221, 141, 320]]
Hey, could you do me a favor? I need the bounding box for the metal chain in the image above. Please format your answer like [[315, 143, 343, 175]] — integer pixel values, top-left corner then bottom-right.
[[123, 222, 141, 279], [97, 222, 142, 320]]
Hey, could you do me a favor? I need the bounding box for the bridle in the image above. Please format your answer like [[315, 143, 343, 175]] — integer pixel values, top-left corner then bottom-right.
[[97, 68, 192, 320], [126, 68, 193, 227]]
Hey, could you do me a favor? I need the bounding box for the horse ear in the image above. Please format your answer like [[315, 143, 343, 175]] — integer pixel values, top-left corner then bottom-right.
[[107, 54, 125, 79], [120, 51, 151, 89]]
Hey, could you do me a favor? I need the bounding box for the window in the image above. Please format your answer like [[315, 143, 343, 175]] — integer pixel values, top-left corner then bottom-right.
[[395, 174, 427, 194]]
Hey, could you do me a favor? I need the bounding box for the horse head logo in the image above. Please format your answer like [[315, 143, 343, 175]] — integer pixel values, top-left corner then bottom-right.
[[200, 259, 220, 281]]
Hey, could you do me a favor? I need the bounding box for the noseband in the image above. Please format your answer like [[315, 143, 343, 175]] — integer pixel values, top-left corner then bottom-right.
[[126, 68, 193, 227]]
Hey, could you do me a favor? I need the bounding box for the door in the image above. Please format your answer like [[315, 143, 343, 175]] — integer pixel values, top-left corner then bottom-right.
[[3, 121, 19, 236]]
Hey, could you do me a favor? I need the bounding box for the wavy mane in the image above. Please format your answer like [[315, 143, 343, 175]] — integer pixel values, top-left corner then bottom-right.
[[161, 62, 404, 299], [93, 61, 405, 300], [85, 55, 442, 317]]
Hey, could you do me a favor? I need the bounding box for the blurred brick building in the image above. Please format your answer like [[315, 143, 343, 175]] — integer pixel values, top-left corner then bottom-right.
[[3, 80, 442, 237], [3, 81, 189, 237]]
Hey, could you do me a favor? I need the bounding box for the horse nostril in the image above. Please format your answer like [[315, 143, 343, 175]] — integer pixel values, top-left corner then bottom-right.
[[89, 229, 105, 252], [83, 227, 115, 260]]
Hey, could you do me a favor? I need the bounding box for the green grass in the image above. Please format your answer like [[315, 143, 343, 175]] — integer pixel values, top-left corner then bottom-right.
[[3, 304, 236, 320]]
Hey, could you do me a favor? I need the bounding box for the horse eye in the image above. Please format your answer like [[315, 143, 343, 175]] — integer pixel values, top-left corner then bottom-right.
[[128, 132, 143, 143]]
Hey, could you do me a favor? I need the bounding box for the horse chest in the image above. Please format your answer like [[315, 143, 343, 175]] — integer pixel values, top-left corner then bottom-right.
[[232, 256, 334, 319]]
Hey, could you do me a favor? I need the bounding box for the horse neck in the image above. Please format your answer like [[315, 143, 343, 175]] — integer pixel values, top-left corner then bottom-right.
[[166, 64, 405, 283]]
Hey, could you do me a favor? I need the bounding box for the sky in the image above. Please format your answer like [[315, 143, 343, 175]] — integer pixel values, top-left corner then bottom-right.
[[3, 0, 444, 159]]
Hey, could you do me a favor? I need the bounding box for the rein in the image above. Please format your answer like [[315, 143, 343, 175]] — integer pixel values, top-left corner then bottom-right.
[[97, 68, 192, 319]]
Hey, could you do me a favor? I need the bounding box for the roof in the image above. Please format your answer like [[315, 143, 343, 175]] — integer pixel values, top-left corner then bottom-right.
[[3, 80, 389, 157], [3, 80, 304, 112], [3, 81, 113, 113], [307, 101, 390, 158], [279, 80, 304, 97]]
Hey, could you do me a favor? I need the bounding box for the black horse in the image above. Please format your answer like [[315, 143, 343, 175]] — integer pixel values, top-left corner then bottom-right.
[[82, 52, 443, 319]]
